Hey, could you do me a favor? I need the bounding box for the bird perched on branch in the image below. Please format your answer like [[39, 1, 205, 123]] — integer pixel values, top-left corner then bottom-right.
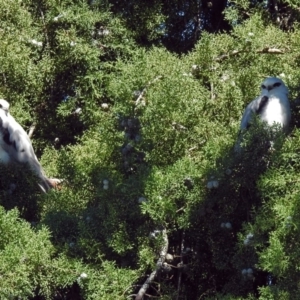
[[235, 77, 291, 152], [0, 99, 61, 193]]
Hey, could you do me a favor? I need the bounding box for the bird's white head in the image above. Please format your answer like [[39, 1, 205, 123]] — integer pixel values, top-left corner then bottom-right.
[[0, 99, 10, 113], [260, 77, 288, 96]]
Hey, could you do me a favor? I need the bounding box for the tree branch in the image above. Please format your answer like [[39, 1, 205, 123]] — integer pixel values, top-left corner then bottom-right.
[[256, 47, 284, 54], [272, 0, 281, 23], [176, 230, 185, 300], [135, 75, 163, 107], [215, 47, 285, 62], [40, 8, 49, 47], [215, 50, 242, 62], [28, 122, 36, 139], [135, 228, 168, 300]]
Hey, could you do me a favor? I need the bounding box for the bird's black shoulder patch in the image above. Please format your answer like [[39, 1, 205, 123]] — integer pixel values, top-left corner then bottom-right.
[[2, 127, 13, 146], [257, 96, 269, 114], [12, 140, 17, 151]]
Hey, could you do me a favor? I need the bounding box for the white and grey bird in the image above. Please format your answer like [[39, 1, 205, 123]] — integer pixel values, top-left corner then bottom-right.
[[235, 77, 291, 151], [0, 99, 60, 192]]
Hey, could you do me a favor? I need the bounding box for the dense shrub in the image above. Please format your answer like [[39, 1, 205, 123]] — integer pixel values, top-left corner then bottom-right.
[[1, 1, 300, 299]]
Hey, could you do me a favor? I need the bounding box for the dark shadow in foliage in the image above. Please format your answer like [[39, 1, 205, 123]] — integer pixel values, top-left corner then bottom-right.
[[106, 0, 231, 54], [261, 0, 300, 30], [290, 98, 300, 129], [42, 113, 155, 272], [161, 0, 231, 53], [0, 162, 42, 222], [34, 71, 87, 153], [30, 282, 82, 300], [180, 121, 288, 298], [43, 210, 79, 247]]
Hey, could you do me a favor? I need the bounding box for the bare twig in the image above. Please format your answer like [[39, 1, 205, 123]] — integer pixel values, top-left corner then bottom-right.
[[176, 206, 185, 213], [176, 230, 185, 300], [215, 50, 242, 62], [2, 73, 6, 85], [135, 228, 168, 300], [256, 47, 284, 54], [215, 47, 285, 62], [199, 288, 214, 300], [194, 0, 202, 43], [188, 146, 197, 152], [135, 75, 163, 107], [98, 43, 108, 49], [40, 9, 49, 47], [121, 285, 141, 299], [28, 122, 36, 139], [273, 0, 280, 23], [172, 122, 187, 131], [210, 82, 215, 100]]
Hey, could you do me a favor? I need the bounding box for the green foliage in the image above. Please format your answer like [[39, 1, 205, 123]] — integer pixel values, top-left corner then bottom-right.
[[1, 0, 300, 299], [0, 206, 75, 298]]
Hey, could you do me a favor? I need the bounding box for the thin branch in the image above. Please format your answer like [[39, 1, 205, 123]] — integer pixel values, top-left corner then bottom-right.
[[28, 122, 36, 139], [215, 47, 285, 62], [172, 122, 187, 131], [210, 82, 215, 100], [98, 43, 108, 49], [176, 206, 185, 213], [273, 0, 281, 23], [2, 73, 6, 85], [40, 9, 49, 47], [188, 146, 197, 152], [194, 0, 202, 43], [121, 285, 142, 299], [135, 75, 163, 107], [256, 47, 284, 54], [135, 228, 168, 300], [215, 50, 242, 62], [176, 230, 185, 300]]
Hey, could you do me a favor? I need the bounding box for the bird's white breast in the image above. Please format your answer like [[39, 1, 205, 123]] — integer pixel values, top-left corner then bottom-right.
[[260, 94, 290, 130]]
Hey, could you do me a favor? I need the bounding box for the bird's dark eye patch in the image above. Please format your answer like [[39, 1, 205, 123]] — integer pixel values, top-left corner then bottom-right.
[[273, 82, 281, 87], [261, 84, 266, 89]]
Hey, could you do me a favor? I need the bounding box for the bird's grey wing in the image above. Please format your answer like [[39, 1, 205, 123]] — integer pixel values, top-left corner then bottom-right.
[[240, 101, 256, 130], [0, 110, 13, 162], [240, 96, 269, 130], [0, 112, 50, 192], [6, 115, 37, 163], [0, 112, 39, 169], [235, 96, 260, 152]]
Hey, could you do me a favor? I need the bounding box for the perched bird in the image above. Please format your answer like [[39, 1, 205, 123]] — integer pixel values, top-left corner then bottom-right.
[[235, 77, 291, 151], [0, 99, 60, 192]]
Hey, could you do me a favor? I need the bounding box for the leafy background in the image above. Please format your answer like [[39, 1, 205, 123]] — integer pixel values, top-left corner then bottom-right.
[[0, 0, 300, 299]]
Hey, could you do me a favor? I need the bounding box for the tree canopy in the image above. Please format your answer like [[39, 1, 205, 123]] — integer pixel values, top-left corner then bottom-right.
[[1, 0, 300, 299]]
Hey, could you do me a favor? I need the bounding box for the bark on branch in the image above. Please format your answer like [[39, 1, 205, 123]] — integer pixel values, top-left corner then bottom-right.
[[28, 122, 36, 139], [176, 230, 185, 300], [215, 47, 285, 62], [135, 75, 163, 107], [135, 228, 168, 300]]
